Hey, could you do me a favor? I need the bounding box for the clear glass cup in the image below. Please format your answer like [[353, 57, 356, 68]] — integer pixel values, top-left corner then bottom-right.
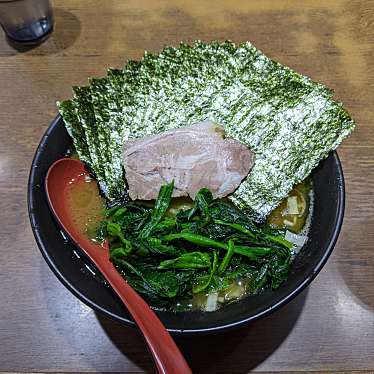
[[0, 0, 54, 45]]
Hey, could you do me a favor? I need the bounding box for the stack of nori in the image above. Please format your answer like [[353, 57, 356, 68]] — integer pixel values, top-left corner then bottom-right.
[[58, 41, 354, 217]]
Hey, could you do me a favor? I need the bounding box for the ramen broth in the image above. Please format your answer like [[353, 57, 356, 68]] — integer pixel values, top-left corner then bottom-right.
[[267, 179, 313, 233], [65, 174, 105, 240], [66, 167, 313, 312]]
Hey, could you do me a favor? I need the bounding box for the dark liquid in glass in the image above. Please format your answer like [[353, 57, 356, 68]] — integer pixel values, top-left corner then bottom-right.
[[0, 0, 53, 44]]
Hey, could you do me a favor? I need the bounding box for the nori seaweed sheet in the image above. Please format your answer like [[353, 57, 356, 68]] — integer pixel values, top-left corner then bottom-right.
[[57, 40, 354, 217]]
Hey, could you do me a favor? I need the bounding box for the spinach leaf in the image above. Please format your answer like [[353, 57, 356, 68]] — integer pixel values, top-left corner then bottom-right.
[[139, 181, 174, 239], [142, 269, 180, 298], [163, 232, 228, 250], [107, 222, 133, 252], [159, 252, 211, 270], [214, 220, 256, 238], [192, 251, 219, 294], [114, 258, 179, 298], [187, 188, 213, 226], [218, 240, 235, 273]]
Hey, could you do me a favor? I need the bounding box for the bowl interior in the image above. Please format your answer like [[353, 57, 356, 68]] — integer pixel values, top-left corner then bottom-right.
[[28, 115, 344, 334]]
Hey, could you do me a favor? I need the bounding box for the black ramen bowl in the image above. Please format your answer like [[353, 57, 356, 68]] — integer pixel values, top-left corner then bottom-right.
[[28, 115, 345, 335]]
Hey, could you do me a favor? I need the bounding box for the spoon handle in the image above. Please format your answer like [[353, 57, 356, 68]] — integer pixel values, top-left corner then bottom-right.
[[94, 253, 192, 374], [45, 158, 191, 373]]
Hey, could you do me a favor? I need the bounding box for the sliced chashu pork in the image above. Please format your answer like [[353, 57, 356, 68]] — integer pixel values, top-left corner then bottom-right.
[[123, 121, 255, 200]]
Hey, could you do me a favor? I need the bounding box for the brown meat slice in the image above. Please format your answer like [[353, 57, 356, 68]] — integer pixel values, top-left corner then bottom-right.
[[123, 121, 255, 200]]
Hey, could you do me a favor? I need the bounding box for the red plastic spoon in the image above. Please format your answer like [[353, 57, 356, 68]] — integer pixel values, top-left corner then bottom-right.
[[45, 158, 192, 374]]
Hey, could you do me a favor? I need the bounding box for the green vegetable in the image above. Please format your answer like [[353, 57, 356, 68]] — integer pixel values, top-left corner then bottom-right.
[[59, 40, 354, 217], [158, 252, 211, 270], [101, 183, 293, 310], [193, 251, 219, 294], [187, 188, 213, 226], [139, 181, 174, 239], [214, 220, 256, 238], [107, 223, 132, 250], [163, 232, 228, 250], [219, 240, 235, 273]]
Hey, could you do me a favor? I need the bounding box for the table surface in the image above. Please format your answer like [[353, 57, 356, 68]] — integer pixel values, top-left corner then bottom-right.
[[1, 0, 373, 373]]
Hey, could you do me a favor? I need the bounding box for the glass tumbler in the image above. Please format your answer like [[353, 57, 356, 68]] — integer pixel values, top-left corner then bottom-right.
[[0, 0, 53, 45]]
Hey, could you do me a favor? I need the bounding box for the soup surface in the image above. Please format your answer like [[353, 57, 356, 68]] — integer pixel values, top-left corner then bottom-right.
[[65, 174, 105, 241], [65, 168, 313, 312]]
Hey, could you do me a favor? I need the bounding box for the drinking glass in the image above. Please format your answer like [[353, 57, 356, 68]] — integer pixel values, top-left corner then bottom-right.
[[0, 0, 53, 45]]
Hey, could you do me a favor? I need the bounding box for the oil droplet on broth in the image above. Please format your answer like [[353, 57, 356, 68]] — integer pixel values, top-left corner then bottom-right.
[[65, 175, 105, 239]]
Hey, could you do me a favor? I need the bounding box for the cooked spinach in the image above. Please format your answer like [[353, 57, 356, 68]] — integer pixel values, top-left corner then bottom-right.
[[139, 181, 174, 239], [103, 182, 293, 310]]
